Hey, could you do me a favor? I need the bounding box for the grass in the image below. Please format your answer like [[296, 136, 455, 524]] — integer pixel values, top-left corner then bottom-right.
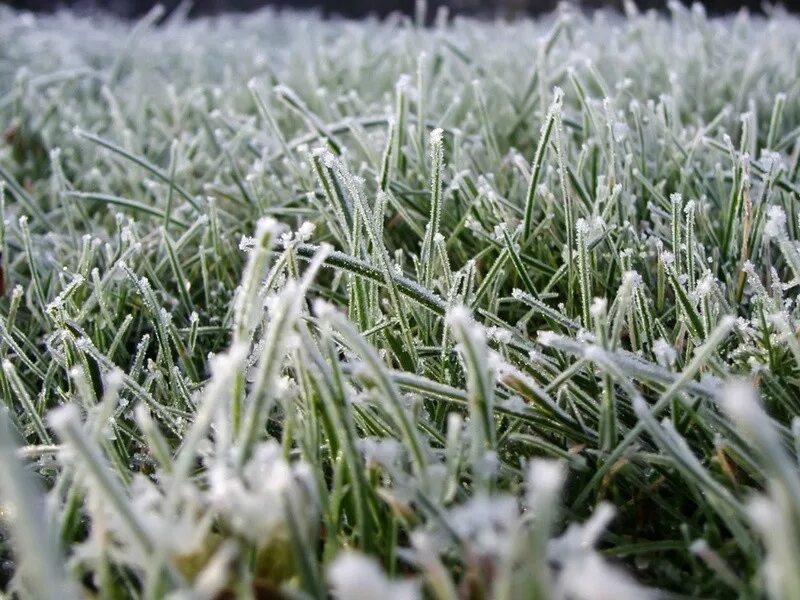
[[1, 2, 800, 598]]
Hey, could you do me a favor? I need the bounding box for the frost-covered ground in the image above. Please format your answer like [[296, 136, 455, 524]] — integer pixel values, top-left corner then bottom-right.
[[1, 3, 800, 598]]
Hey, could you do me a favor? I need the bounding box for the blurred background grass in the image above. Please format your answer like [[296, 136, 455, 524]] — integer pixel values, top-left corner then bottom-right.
[[0, 0, 783, 21]]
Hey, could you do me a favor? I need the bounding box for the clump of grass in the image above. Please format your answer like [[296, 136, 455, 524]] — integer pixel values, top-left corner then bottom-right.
[[1, 2, 800, 598]]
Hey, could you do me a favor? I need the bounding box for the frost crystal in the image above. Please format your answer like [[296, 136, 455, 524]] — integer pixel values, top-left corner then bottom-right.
[[296, 221, 316, 242], [764, 205, 787, 239], [659, 251, 675, 267], [329, 552, 418, 600], [653, 338, 677, 367]]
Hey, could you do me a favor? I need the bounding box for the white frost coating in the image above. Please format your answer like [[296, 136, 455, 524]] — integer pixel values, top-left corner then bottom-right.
[[444, 494, 519, 558], [689, 538, 709, 555], [486, 349, 504, 371], [296, 221, 316, 242], [45, 274, 85, 313], [47, 404, 81, 432], [395, 74, 412, 92], [746, 495, 775, 531], [742, 261, 767, 293], [590, 297, 607, 318], [104, 368, 124, 391], [445, 304, 472, 328], [720, 379, 761, 424], [492, 222, 508, 241], [537, 330, 559, 346], [360, 438, 403, 467], [429, 127, 444, 146], [694, 271, 716, 300], [764, 205, 787, 239], [623, 270, 642, 289], [653, 338, 677, 367], [578, 501, 616, 549], [238, 235, 254, 251], [759, 150, 782, 172], [133, 404, 152, 428], [500, 395, 528, 412], [313, 146, 337, 168], [312, 298, 336, 319], [329, 552, 418, 600], [486, 326, 512, 344], [558, 553, 656, 600], [447, 412, 463, 434], [583, 345, 606, 362], [527, 458, 565, 498], [659, 251, 675, 267], [611, 121, 629, 141], [208, 440, 315, 545], [464, 216, 482, 233]]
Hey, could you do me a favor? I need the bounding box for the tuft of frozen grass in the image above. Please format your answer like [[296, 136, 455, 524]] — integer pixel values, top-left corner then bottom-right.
[[1, 3, 800, 598]]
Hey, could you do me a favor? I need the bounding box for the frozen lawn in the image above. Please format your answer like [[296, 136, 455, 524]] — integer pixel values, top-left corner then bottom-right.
[[1, 3, 800, 598]]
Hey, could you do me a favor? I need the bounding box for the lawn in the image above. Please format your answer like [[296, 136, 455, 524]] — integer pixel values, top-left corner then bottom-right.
[[1, 3, 799, 598]]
